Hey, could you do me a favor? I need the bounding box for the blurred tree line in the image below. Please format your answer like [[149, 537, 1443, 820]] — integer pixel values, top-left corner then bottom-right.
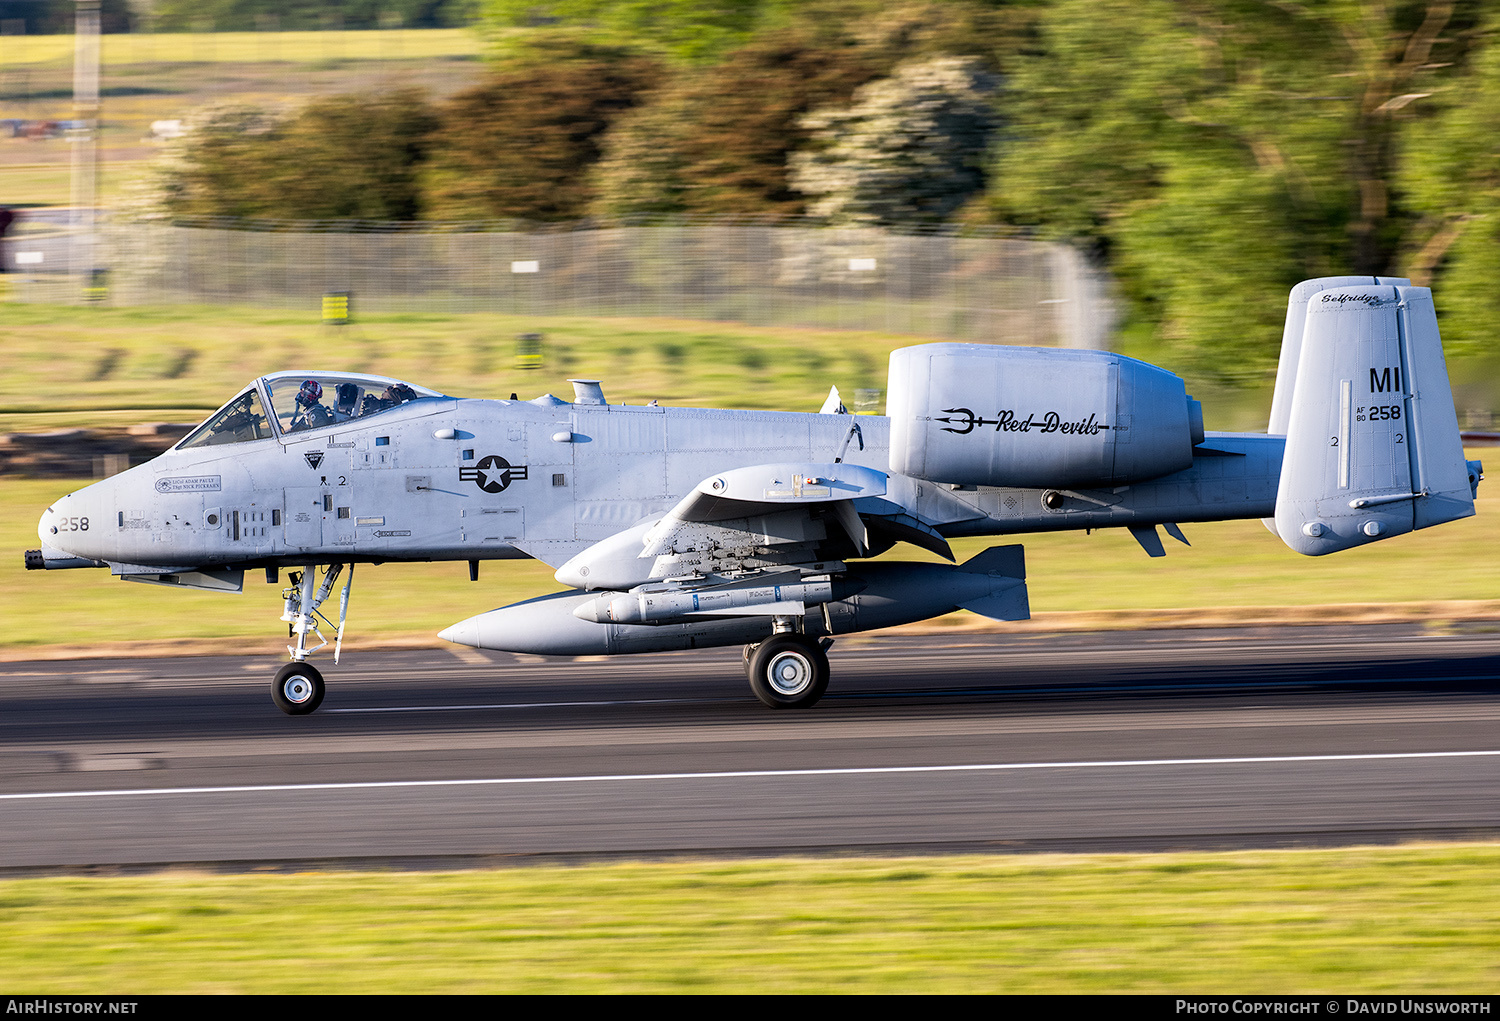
[[0, 1, 474, 32], [0, 0, 134, 33], [148, 1, 477, 31], [148, 0, 1500, 378]]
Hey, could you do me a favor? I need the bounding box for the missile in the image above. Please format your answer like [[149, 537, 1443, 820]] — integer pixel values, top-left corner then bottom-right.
[[572, 577, 858, 625], [440, 546, 1028, 657]]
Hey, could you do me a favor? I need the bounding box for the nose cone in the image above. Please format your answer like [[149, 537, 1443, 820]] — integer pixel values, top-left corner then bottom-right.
[[437, 620, 478, 648], [571, 597, 609, 624], [38, 485, 109, 560], [38, 491, 80, 549]]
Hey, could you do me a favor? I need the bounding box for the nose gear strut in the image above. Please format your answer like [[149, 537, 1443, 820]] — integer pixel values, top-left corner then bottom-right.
[[281, 563, 354, 665], [273, 563, 354, 716]]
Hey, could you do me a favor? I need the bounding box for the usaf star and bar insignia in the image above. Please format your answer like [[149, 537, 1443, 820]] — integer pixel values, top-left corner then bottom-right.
[[460, 455, 530, 494]]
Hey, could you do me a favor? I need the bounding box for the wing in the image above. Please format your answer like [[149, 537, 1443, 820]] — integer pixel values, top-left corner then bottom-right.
[[557, 462, 896, 591], [644, 461, 884, 559]]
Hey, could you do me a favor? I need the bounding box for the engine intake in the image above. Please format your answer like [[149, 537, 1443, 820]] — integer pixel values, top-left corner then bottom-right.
[[887, 344, 1203, 489]]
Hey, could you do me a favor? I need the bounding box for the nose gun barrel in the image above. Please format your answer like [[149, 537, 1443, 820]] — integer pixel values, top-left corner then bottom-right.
[[24, 546, 106, 570]]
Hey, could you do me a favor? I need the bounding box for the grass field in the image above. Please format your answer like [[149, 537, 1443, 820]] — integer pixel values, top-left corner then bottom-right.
[[0, 161, 139, 205], [1, 846, 1497, 992], [0, 304, 917, 427], [2, 302, 1489, 434]]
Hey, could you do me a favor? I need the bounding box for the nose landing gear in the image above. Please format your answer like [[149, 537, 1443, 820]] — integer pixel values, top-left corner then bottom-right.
[[272, 563, 352, 715]]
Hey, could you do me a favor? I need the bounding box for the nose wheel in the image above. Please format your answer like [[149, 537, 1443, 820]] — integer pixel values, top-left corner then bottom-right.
[[746, 634, 830, 709], [273, 662, 325, 715]]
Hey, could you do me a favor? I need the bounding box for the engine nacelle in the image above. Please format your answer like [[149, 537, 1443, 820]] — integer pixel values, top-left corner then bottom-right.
[[887, 344, 1203, 490]]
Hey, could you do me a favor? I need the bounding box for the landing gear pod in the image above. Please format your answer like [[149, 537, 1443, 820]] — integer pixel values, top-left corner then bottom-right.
[[1275, 285, 1477, 555]]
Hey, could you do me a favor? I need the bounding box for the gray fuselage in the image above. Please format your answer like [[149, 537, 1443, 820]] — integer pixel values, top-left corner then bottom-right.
[[42, 392, 1283, 574]]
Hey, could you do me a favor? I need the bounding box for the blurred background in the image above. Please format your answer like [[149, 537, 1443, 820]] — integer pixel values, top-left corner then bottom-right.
[[2, 0, 1497, 429]]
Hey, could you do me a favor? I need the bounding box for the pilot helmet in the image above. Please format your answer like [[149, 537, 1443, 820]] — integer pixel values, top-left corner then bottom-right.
[[296, 379, 324, 407], [335, 382, 359, 411]]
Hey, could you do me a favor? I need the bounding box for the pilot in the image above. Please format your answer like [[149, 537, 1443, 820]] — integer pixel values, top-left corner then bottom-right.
[[288, 379, 334, 432], [333, 383, 360, 421], [360, 393, 385, 416]]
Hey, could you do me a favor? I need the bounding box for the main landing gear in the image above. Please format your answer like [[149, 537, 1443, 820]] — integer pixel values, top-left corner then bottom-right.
[[273, 563, 352, 716], [744, 629, 831, 710]]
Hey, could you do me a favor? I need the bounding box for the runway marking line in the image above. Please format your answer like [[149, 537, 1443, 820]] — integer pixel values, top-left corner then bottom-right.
[[3, 750, 1498, 802]]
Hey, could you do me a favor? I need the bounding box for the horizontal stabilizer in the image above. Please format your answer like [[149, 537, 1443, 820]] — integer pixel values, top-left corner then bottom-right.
[[1275, 285, 1476, 555]]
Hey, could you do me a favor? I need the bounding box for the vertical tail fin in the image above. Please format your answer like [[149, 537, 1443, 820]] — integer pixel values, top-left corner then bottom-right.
[[1263, 275, 1408, 538], [1274, 284, 1478, 556], [1268, 275, 1411, 437]]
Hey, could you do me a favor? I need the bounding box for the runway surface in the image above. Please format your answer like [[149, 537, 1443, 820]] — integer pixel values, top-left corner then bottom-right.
[[1, 624, 1498, 871]]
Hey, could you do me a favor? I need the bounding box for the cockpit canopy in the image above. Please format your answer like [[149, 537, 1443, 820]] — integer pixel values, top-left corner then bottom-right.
[[177, 372, 446, 450]]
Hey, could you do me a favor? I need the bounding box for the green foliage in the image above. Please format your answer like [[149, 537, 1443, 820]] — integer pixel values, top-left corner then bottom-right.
[[162, 90, 440, 221], [991, 0, 1480, 381], [790, 55, 997, 226], [588, 3, 1015, 221], [50, 0, 1500, 375], [481, 0, 769, 63], [425, 43, 661, 221], [590, 27, 886, 219], [588, 88, 698, 219], [1111, 155, 1304, 377], [0, 0, 135, 33], [1400, 40, 1500, 355], [147, 0, 478, 32]]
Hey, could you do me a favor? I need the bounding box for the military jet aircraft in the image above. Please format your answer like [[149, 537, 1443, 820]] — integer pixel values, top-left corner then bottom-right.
[[28, 277, 1484, 715]]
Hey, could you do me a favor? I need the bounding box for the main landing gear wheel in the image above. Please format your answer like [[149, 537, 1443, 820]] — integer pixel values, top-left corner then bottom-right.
[[747, 634, 829, 710], [273, 662, 325, 716]]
